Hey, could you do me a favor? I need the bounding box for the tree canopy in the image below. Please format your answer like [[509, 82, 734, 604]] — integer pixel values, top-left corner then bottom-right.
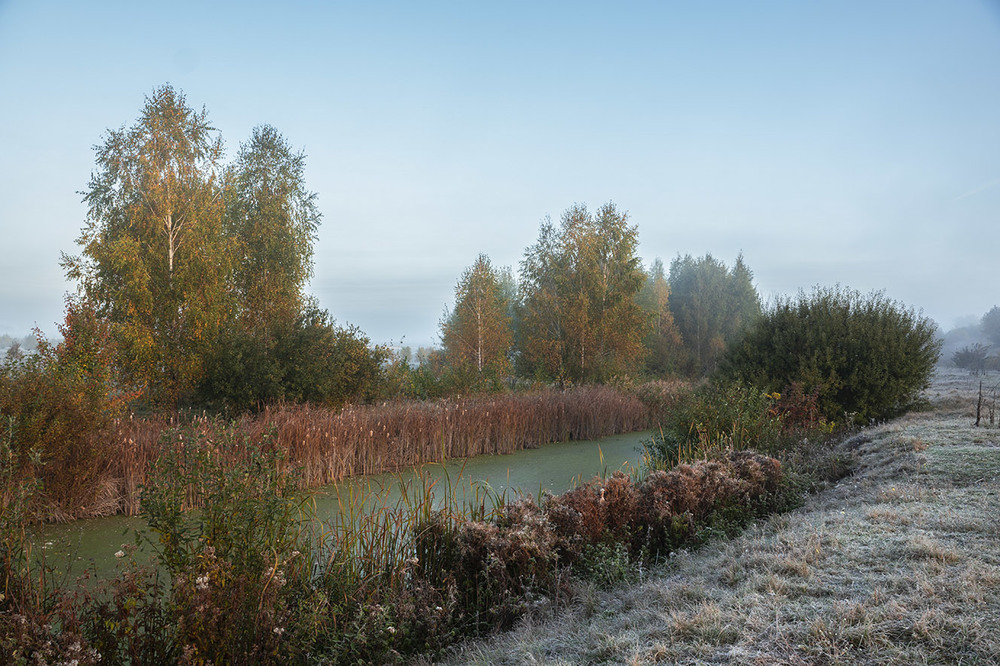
[[518, 203, 646, 384], [63, 85, 228, 404], [667, 253, 761, 376], [441, 254, 513, 381], [636, 258, 683, 377], [61, 85, 387, 411], [226, 124, 321, 341], [982, 306, 1000, 347]]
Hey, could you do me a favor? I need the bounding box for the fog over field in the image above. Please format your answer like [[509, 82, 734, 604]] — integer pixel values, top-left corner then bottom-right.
[[1, 1, 998, 345]]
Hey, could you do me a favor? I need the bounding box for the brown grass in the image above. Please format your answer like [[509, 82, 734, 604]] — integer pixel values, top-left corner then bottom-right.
[[98, 385, 653, 517], [435, 368, 1000, 664]]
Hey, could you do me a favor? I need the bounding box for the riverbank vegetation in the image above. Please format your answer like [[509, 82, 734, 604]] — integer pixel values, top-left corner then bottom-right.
[[1, 351, 888, 663], [1, 390, 802, 664], [103, 383, 666, 518]]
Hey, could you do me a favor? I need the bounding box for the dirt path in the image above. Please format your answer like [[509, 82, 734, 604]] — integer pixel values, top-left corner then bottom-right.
[[434, 369, 1000, 664]]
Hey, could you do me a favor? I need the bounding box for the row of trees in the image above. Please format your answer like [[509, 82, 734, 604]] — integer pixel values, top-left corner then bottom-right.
[[59, 85, 382, 410], [438, 203, 762, 388], [48, 85, 763, 411], [42, 83, 939, 418], [437, 219, 940, 423]]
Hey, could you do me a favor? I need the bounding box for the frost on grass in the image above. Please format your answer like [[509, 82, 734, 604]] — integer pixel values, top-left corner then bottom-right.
[[439, 370, 1000, 665]]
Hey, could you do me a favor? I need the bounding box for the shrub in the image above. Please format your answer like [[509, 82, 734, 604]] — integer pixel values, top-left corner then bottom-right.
[[719, 286, 941, 423], [195, 303, 388, 412], [194, 328, 285, 412], [641, 380, 784, 470], [952, 343, 997, 375], [1, 413, 108, 665], [576, 541, 639, 588], [78, 561, 177, 664], [0, 299, 125, 516], [545, 473, 635, 553], [633, 451, 782, 555], [277, 307, 387, 408], [413, 498, 563, 636], [773, 382, 825, 432]]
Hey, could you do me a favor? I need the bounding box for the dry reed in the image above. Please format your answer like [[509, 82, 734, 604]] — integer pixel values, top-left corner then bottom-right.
[[106, 386, 653, 517]]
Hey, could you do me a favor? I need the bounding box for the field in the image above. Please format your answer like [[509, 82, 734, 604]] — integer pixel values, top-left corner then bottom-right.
[[435, 369, 1000, 664]]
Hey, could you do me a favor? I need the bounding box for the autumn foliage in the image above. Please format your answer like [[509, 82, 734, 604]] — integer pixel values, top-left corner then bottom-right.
[[411, 450, 782, 641], [0, 298, 129, 517]]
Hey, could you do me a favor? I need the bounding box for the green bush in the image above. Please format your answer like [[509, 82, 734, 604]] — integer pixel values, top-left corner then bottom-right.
[[194, 328, 285, 412], [195, 304, 388, 412], [719, 286, 940, 423], [642, 380, 784, 470], [952, 343, 996, 375], [277, 307, 387, 408], [576, 541, 640, 588]]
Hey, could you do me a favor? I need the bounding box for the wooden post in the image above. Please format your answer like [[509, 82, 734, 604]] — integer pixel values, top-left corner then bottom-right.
[[976, 381, 983, 427]]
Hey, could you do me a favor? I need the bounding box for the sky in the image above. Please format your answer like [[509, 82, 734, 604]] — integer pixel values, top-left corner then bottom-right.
[[1, 1, 998, 347]]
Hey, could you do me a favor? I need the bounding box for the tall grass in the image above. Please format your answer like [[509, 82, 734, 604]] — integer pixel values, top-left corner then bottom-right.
[[104, 385, 653, 517]]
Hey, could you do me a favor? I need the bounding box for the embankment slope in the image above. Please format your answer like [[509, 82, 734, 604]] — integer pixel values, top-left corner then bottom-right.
[[438, 369, 1000, 664]]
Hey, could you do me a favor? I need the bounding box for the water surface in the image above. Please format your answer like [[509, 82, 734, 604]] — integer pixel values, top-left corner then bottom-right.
[[39, 430, 649, 580]]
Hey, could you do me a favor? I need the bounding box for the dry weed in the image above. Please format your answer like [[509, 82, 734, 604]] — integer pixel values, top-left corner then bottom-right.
[[101, 386, 652, 516]]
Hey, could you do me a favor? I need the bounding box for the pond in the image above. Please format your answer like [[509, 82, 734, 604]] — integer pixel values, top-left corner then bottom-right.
[[38, 430, 650, 580]]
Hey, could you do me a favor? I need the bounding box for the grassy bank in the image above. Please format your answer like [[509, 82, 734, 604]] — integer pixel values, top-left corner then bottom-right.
[[436, 368, 1000, 664]]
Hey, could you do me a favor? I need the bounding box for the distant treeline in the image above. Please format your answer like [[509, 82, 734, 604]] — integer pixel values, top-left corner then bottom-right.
[[0, 334, 38, 354], [946, 305, 1000, 374]]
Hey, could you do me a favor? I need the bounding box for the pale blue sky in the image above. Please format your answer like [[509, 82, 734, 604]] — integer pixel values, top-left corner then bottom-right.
[[1, 1, 998, 346]]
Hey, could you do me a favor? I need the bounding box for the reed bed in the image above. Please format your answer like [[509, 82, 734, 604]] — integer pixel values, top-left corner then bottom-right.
[[106, 385, 654, 517]]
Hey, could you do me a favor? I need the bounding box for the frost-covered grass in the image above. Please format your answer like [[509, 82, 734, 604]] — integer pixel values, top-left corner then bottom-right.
[[435, 369, 1000, 664]]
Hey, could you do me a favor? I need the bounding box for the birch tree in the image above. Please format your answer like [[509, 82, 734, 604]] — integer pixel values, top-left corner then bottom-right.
[[441, 254, 513, 379], [225, 124, 320, 341], [637, 258, 683, 376], [63, 85, 228, 404], [519, 203, 646, 384]]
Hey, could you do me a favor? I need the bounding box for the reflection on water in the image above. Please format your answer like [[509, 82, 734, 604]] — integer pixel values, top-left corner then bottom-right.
[[39, 430, 649, 580]]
